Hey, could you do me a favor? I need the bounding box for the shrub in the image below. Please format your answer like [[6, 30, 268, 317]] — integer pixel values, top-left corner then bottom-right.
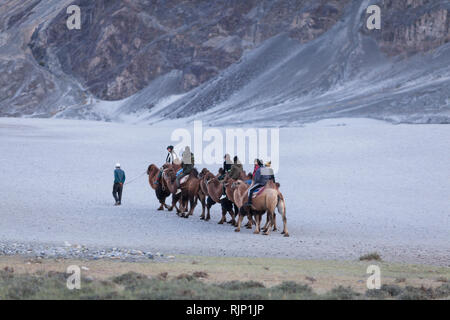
[[273, 281, 312, 294], [359, 252, 382, 261], [326, 286, 361, 300], [218, 280, 265, 291]]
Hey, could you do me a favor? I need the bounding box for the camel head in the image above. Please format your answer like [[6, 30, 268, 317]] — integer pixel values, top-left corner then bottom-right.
[[147, 164, 159, 175], [204, 171, 215, 182], [163, 167, 177, 182], [231, 180, 242, 191], [223, 176, 234, 187], [199, 168, 209, 178]]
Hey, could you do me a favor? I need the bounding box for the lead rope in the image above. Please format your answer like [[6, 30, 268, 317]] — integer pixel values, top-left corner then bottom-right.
[[124, 171, 147, 186]]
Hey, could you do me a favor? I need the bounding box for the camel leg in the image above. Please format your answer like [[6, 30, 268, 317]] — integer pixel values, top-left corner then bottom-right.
[[157, 202, 164, 211], [234, 213, 245, 233], [229, 204, 238, 226], [180, 197, 188, 217], [227, 210, 236, 226], [175, 198, 183, 216], [281, 207, 289, 237], [163, 198, 170, 209], [263, 211, 275, 236], [187, 196, 197, 217], [226, 204, 236, 225], [168, 195, 177, 212], [253, 215, 261, 234], [246, 214, 254, 229], [199, 196, 206, 220], [262, 213, 270, 232], [181, 198, 187, 218], [206, 205, 211, 221], [218, 207, 227, 224]]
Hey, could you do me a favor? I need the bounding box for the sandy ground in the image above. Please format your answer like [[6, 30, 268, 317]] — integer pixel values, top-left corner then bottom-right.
[[0, 117, 448, 265]]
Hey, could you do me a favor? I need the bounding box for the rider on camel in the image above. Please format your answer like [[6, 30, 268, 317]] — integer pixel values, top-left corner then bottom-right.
[[246, 161, 275, 207], [252, 159, 263, 178], [154, 145, 179, 185], [176, 146, 194, 194], [223, 154, 232, 175], [229, 156, 243, 180]]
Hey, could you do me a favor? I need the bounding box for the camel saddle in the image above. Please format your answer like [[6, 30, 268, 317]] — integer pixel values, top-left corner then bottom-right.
[[252, 187, 265, 198]]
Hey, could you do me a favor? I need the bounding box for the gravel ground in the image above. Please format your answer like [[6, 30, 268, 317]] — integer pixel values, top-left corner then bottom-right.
[[0, 118, 449, 266], [0, 241, 169, 262]]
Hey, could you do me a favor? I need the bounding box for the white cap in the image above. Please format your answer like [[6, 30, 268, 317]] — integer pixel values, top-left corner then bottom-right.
[[115, 163, 121, 168]]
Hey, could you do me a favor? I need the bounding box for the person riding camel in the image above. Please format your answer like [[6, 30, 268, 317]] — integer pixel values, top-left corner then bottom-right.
[[229, 156, 243, 180], [252, 159, 263, 178], [154, 145, 179, 185], [246, 162, 275, 207], [223, 154, 232, 174], [176, 146, 194, 194], [220, 156, 243, 200], [165, 145, 179, 164]]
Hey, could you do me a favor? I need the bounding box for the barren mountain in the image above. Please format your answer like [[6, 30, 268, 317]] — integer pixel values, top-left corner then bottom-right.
[[0, 0, 449, 124]]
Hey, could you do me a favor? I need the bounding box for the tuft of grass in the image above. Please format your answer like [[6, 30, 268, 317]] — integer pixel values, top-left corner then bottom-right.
[[157, 272, 168, 280], [359, 252, 382, 261], [326, 286, 361, 300], [273, 281, 312, 295], [218, 280, 265, 291], [192, 271, 208, 279], [366, 284, 403, 299], [175, 273, 195, 281], [398, 286, 434, 300], [112, 272, 148, 288], [433, 283, 450, 299]]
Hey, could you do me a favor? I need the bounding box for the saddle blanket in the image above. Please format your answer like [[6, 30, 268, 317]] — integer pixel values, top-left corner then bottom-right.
[[180, 175, 189, 185], [252, 187, 265, 198]]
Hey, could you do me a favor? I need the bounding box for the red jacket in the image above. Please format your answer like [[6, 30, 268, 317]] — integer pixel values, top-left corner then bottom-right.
[[252, 165, 260, 178]]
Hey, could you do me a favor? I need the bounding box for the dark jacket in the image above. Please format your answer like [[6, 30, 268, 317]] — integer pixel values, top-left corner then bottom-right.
[[223, 154, 232, 172], [114, 169, 126, 184], [223, 161, 232, 172], [229, 162, 243, 180], [253, 167, 274, 185]]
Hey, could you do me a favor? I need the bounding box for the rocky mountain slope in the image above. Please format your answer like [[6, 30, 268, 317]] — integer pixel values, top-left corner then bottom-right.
[[0, 0, 449, 124]]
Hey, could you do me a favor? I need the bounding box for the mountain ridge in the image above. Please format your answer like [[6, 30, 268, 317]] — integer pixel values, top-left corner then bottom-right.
[[0, 0, 449, 124]]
